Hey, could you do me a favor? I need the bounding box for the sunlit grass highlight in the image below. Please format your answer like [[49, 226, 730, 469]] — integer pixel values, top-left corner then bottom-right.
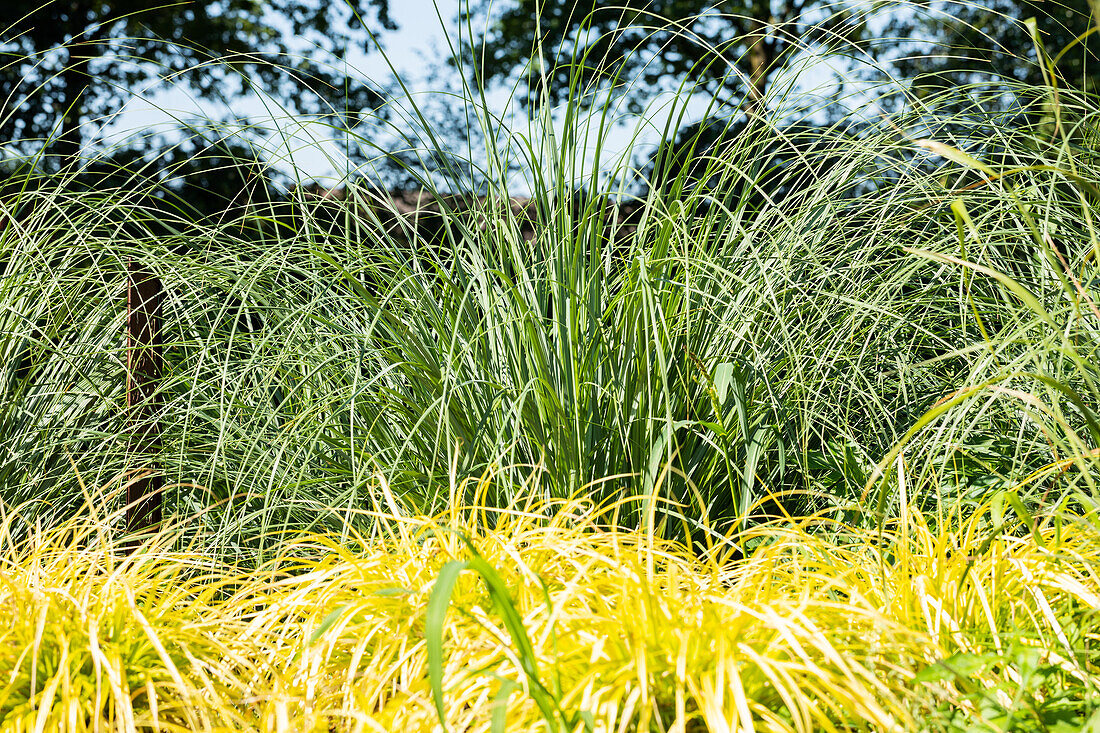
[[0, 474, 1096, 731]]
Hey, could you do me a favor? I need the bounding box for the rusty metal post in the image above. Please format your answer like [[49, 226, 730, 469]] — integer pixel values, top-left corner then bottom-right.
[[126, 260, 163, 537]]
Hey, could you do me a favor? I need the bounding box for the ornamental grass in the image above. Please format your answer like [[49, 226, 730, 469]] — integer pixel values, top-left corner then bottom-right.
[[0, 470, 1097, 732]]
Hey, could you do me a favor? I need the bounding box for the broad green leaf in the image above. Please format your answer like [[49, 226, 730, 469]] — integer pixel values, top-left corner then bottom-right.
[[713, 362, 735, 405], [427, 559, 468, 730]]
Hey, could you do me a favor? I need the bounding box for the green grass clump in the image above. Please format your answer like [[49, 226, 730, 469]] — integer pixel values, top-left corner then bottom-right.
[[5, 5, 1100, 548], [6, 83, 1100, 552]]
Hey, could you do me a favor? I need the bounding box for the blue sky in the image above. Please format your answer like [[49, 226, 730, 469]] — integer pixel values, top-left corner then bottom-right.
[[91, 0, 885, 192], [94, 0, 690, 191], [98, 0, 463, 182]]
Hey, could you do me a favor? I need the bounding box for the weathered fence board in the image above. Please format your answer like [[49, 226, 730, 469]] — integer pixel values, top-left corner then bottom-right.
[[125, 261, 163, 537]]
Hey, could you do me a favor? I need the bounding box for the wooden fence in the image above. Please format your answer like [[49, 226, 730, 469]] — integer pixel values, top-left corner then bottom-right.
[[125, 261, 162, 540]]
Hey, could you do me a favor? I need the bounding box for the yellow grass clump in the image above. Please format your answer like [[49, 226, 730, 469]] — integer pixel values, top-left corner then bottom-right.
[[0, 477, 1097, 732]]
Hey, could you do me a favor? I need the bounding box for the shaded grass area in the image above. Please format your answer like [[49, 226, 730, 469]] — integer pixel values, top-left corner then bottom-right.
[[0, 478, 1097, 731]]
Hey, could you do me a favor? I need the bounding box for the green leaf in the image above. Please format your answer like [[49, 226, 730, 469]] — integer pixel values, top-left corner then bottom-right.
[[306, 604, 350, 647], [372, 586, 414, 597], [914, 139, 996, 177], [915, 653, 999, 683], [490, 679, 519, 733], [427, 559, 468, 730], [1004, 492, 1046, 551], [713, 362, 735, 405], [465, 554, 560, 721]]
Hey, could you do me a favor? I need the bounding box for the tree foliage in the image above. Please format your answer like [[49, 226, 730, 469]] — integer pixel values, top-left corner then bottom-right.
[[462, 0, 871, 117], [885, 0, 1100, 101], [0, 0, 394, 164]]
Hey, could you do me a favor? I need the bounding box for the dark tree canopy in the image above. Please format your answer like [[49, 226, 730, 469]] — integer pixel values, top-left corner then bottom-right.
[[0, 0, 395, 165], [463, 0, 870, 117], [644, 115, 852, 203], [886, 0, 1100, 101]]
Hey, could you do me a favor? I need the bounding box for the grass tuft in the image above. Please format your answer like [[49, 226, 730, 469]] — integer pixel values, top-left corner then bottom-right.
[[0, 476, 1097, 730]]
